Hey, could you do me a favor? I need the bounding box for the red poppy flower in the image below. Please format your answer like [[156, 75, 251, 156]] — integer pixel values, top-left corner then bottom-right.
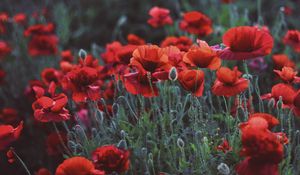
[[62, 66, 101, 103], [46, 132, 67, 156], [236, 113, 284, 175], [274, 66, 300, 84], [92, 145, 130, 174], [0, 121, 23, 150], [292, 90, 300, 117], [272, 54, 295, 70], [0, 12, 8, 34], [32, 93, 70, 122], [0, 12, 8, 22], [24, 23, 58, 56], [219, 26, 274, 60], [127, 34, 145, 45], [116, 44, 137, 64], [282, 6, 293, 16], [178, 69, 205, 97], [35, 168, 52, 175], [130, 45, 171, 75], [147, 6, 173, 28], [236, 157, 280, 175], [78, 54, 99, 69], [61, 50, 74, 62], [162, 46, 186, 70], [24, 23, 55, 36], [28, 35, 58, 56], [123, 72, 159, 97], [56, 157, 105, 175], [41, 68, 62, 86], [0, 41, 11, 59], [216, 139, 232, 153], [160, 36, 193, 52], [101, 41, 122, 64], [179, 11, 213, 37], [183, 42, 221, 70], [261, 83, 296, 108], [0, 108, 19, 125], [212, 67, 248, 97], [24, 80, 45, 102], [60, 61, 74, 73], [283, 30, 300, 52], [248, 113, 279, 130], [13, 13, 27, 25]]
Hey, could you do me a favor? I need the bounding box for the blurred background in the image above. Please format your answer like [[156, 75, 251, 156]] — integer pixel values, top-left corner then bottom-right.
[[1, 0, 300, 49]]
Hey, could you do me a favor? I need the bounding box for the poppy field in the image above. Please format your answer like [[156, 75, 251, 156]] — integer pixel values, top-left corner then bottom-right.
[[1, 0, 300, 175]]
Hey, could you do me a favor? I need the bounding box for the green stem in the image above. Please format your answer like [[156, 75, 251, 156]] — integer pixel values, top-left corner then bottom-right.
[[243, 60, 253, 114], [222, 96, 229, 114], [10, 148, 32, 175], [52, 122, 72, 156], [257, 0, 263, 25]]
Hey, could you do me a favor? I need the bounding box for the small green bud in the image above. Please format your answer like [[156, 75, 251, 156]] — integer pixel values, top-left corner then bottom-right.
[[217, 163, 230, 175], [177, 138, 185, 148], [78, 49, 87, 59], [168, 67, 178, 81]]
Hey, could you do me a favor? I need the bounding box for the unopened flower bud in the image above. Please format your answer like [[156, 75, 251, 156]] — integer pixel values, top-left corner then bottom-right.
[[120, 130, 126, 139], [276, 96, 283, 109], [117, 139, 127, 149], [177, 138, 185, 148], [217, 163, 230, 175], [267, 98, 275, 108], [78, 49, 87, 59], [168, 67, 178, 81], [141, 147, 147, 157]]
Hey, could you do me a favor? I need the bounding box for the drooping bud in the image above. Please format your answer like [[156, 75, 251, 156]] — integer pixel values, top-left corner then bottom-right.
[[267, 98, 276, 108]]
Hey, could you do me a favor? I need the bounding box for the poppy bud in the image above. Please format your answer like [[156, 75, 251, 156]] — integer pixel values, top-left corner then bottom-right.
[[242, 73, 253, 80], [78, 49, 87, 60], [276, 96, 283, 109], [177, 138, 185, 148], [217, 163, 230, 175], [148, 153, 153, 162], [267, 98, 275, 108], [120, 130, 126, 139], [141, 147, 148, 157], [168, 67, 178, 81], [112, 103, 119, 116]]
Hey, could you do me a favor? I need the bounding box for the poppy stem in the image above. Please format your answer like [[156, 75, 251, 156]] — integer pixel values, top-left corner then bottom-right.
[[10, 148, 32, 175], [257, 0, 263, 25], [222, 96, 229, 114], [52, 122, 72, 156], [243, 60, 253, 116]]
